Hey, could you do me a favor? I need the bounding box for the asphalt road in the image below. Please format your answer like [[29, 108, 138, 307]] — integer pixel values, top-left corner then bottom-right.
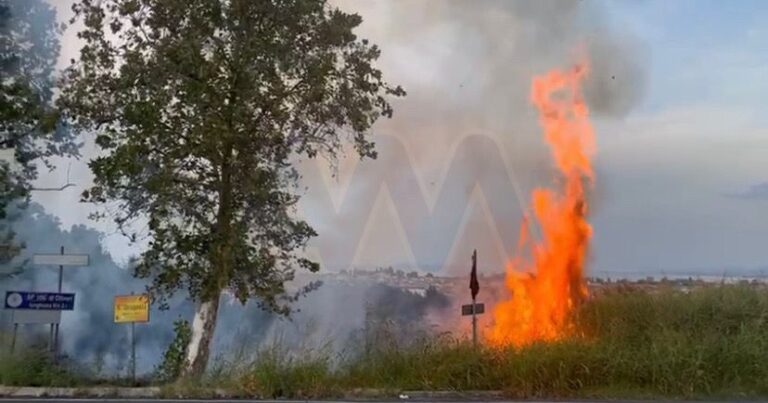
[[2, 399, 767, 403]]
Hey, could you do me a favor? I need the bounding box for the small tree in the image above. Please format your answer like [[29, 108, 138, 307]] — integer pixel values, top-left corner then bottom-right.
[[0, 0, 78, 268], [156, 318, 192, 383], [61, 0, 403, 375]]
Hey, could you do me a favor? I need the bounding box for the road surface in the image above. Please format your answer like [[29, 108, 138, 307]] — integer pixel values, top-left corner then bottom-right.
[[2, 399, 766, 403]]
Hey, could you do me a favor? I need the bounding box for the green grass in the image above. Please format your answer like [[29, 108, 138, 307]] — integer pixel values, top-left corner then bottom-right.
[[0, 334, 146, 388], [0, 348, 84, 387], [213, 284, 768, 399], [7, 284, 768, 399]]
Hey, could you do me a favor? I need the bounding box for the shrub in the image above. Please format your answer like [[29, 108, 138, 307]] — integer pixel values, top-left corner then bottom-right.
[[155, 318, 192, 382]]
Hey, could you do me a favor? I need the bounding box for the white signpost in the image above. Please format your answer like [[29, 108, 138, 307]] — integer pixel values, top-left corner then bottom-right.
[[25, 248, 90, 355], [12, 310, 62, 324], [7, 302, 63, 353], [33, 254, 89, 267], [9, 308, 62, 352]]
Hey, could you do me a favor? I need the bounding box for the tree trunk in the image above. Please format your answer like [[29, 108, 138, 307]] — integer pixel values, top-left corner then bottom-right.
[[181, 126, 232, 377], [182, 294, 220, 377]]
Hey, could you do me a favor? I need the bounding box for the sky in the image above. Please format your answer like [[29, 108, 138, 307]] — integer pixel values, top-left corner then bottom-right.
[[590, 0, 768, 274], [32, 0, 768, 277]]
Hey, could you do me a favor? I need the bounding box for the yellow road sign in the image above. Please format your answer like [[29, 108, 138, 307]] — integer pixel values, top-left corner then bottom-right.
[[114, 294, 150, 323]]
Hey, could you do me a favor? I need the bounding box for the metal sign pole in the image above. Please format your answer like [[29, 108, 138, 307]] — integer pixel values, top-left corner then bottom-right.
[[10, 309, 18, 354], [472, 296, 477, 348], [114, 292, 150, 383], [131, 321, 136, 384], [470, 250, 478, 348], [130, 291, 137, 384], [10, 323, 18, 354], [53, 245, 64, 357]]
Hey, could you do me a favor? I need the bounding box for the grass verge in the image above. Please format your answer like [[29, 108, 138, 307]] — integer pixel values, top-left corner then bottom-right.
[[0, 349, 84, 387], [207, 284, 768, 399], [6, 284, 768, 400]]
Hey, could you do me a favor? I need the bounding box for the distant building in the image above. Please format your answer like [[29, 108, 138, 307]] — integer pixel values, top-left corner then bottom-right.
[[404, 287, 427, 297]]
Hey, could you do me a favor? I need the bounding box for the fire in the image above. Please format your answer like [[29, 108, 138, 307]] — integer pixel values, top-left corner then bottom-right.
[[488, 61, 594, 346]]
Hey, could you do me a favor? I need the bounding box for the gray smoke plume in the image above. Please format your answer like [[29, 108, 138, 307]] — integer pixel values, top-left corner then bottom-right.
[[36, 0, 647, 274], [0, 0, 649, 373], [303, 0, 648, 274]]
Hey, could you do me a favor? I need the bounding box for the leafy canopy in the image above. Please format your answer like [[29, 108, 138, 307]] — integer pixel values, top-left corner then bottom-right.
[[0, 0, 78, 266], [61, 0, 404, 310]]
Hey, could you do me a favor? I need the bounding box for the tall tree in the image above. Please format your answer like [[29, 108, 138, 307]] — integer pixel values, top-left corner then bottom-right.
[[0, 0, 78, 268], [61, 0, 404, 375]]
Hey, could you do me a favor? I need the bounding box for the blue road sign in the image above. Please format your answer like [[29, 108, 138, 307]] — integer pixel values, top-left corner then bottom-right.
[[4, 291, 75, 311]]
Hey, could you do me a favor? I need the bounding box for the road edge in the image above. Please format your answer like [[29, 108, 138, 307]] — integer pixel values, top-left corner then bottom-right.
[[0, 386, 161, 399], [0, 386, 510, 400]]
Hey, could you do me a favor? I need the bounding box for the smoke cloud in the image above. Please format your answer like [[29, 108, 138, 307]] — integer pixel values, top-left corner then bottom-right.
[[0, 204, 451, 374], [0, 0, 650, 373], [303, 0, 648, 274], [33, 0, 649, 273]]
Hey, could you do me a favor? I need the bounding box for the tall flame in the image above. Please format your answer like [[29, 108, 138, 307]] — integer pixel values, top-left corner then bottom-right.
[[488, 61, 594, 346]]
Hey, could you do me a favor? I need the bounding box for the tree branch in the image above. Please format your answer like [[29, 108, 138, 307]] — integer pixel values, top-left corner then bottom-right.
[[29, 163, 75, 191], [30, 182, 75, 191]]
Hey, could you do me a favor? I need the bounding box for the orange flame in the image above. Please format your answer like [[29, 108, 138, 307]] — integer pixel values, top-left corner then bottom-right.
[[488, 61, 594, 346]]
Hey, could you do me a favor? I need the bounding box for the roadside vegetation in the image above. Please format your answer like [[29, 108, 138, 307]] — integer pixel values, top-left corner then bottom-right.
[[0, 348, 83, 387], [5, 283, 768, 399]]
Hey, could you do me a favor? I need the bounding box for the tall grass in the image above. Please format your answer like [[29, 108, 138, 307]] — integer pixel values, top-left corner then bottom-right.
[[6, 284, 768, 399], [570, 284, 768, 397], [0, 333, 141, 387], [0, 348, 84, 387], [221, 284, 768, 399]]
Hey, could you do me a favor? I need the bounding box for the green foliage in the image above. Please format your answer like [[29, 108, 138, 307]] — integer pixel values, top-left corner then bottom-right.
[[6, 285, 768, 399], [0, 0, 79, 267], [567, 284, 768, 398], [0, 348, 82, 387], [156, 318, 193, 382], [183, 285, 768, 399], [237, 344, 337, 398], [60, 0, 404, 316]]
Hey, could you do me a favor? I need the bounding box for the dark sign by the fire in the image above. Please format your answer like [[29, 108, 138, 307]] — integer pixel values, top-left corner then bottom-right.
[[461, 302, 485, 316], [466, 249, 482, 347]]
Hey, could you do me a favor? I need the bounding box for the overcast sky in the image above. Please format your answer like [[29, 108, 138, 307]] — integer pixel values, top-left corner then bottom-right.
[[34, 0, 768, 277]]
